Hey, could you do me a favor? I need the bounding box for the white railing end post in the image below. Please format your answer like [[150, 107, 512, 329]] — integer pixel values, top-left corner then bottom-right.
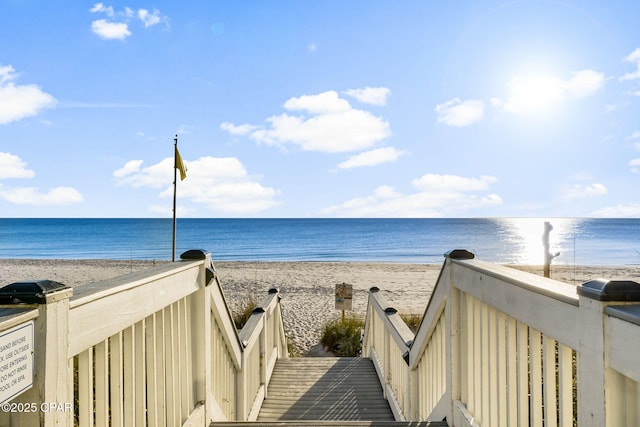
[[576, 278, 640, 427], [7, 281, 73, 426]]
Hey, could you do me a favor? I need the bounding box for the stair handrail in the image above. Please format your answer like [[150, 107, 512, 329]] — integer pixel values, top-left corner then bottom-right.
[[362, 286, 414, 420]]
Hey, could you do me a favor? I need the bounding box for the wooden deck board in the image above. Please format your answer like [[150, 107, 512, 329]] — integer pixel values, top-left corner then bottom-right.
[[258, 357, 395, 422]]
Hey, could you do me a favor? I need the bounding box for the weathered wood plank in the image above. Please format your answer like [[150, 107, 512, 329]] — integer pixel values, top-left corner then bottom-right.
[[258, 358, 395, 422]]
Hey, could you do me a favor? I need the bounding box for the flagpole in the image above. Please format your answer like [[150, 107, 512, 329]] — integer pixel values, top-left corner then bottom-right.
[[172, 134, 178, 262]]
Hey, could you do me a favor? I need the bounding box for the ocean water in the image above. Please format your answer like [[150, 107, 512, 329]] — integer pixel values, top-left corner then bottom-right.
[[0, 218, 638, 265]]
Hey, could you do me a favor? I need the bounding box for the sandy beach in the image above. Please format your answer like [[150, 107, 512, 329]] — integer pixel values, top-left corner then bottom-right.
[[0, 259, 638, 355]]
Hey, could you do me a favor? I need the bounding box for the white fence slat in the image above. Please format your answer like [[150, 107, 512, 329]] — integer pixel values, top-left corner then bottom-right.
[[497, 311, 507, 427], [506, 317, 518, 427], [558, 344, 573, 427], [110, 331, 124, 426], [529, 329, 543, 427], [517, 322, 529, 427], [134, 320, 146, 426], [164, 305, 177, 426], [95, 340, 109, 427], [78, 349, 93, 427], [123, 325, 135, 426], [543, 335, 558, 427]]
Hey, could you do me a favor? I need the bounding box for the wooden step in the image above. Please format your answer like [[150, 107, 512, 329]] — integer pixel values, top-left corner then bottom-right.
[[212, 421, 448, 426], [258, 357, 395, 422]]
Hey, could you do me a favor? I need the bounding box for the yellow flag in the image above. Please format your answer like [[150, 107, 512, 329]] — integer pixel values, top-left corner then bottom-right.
[[175, 146, 187, 181]]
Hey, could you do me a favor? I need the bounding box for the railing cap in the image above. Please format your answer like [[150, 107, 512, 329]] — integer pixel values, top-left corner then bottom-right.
[[180, 249, 211, 260], [578, 278, 640, 301], [369, 286, 380, 293], [268, 287, 279, 294], [384, 306, 398, 314], [0, 280, 71, 304], [444, 249, 475, 260]]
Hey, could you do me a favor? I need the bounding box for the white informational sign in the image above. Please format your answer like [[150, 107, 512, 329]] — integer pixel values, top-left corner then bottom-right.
[[0, 321, 34, 404], [335, 283, 353, 311]]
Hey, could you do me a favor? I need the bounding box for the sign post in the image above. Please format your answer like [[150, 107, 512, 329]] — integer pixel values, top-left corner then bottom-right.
[[335, 282, 353, 322]]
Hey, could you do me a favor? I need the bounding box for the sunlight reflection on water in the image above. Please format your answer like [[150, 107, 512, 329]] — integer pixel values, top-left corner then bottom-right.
[[495, 218, 585, 265]]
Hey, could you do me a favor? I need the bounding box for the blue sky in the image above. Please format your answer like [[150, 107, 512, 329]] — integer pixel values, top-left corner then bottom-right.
[[1, 1, 639, 218]]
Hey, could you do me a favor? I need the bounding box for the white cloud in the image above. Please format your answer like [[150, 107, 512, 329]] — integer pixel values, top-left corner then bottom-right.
[[630, 158, 640, 173], [90, 2, 114, 17], [338, 147, 405, 169], [412, 174, 497, 192], [91, 19, 131, 40], [321, 173, 502, 217], [564, 70, 605, 98], [435, 98, 485, 127], [90, 4, 168, 40], [137, 9, 163, 28], [283, 91, 351, 114], [114, 156, 280, 214], [343, 87, 391, 106], [0, 152, 82, 206], [592, 203, 640, 218], [0, 152, 35, 179], [562, 183, 608, 199], [220, 122, 256, 135], [223, 90, 391, 153], [620, 48, 640, 81], [113, 159, 143, 178], [0, 185, 83, 206], [491, 69, 604, 114], [0, 65, 56, 124]]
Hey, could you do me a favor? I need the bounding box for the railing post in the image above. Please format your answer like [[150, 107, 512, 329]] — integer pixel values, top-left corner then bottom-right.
[[259, 296, 269, 399], [182, 250, 214, 423], [577, 279, 640, 427], [11, 282, 73, 426]]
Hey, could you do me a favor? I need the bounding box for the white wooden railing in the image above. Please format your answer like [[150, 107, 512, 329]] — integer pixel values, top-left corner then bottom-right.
[[363, 249, 640, 427], [0, 249, 288, 426]]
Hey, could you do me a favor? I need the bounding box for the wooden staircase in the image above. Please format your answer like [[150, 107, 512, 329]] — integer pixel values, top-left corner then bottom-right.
[[212, 357, 447, 426], [260, 357, 394, 421]]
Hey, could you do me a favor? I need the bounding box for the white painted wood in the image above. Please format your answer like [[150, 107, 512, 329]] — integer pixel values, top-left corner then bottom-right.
[[386, 383, 406, 421], [247, 384, 265, 421], [146, 312, 164, 427], [497, 311, 507, 427], [577, 296, 607, 427], [134, 320, 146, 427], [181, 402, 205, 427], [516, 321, 529, 427], [110, 331, 124, 426], [558, 344, 573, 427], [506, 317, 517, 427], [69, 265, 200, 356], [453, 400, 481, 427], [0, 308, 38, 333], [123, 325, 135, 426], [543, 335, 558, 427], [452, 264, 580, 349], [95, 339, 109, 427], [78, 348, 93, 427], [530, 328, 543, 427], [606, 314, 640, 382]]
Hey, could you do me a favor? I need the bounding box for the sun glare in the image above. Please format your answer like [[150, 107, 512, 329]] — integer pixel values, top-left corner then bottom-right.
[[505, 75, 565, 113], [500, 218, 580, 265]]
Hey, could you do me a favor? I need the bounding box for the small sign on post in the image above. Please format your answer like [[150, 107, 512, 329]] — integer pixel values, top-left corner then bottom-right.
[[0, 321, 34, 405], [335, 282, 353, 322]]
